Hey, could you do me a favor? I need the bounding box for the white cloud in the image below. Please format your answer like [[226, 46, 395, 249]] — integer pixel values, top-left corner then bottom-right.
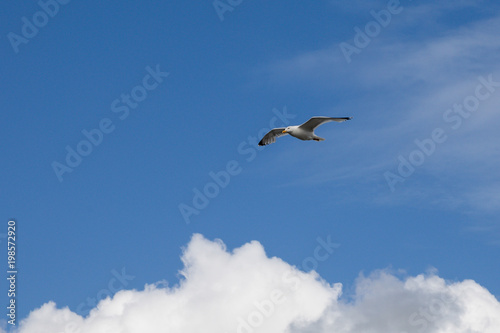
[[15, 235, 500, 333], [265, 11, 500, 91]]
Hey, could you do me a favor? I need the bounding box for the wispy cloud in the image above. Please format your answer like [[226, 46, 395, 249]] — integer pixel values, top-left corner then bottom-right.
[[256, 6, 500, 214]]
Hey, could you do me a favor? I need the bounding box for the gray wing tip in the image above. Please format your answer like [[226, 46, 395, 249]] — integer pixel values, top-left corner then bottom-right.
[[313, 116, 353, 120], [258, 137, 271, 146]]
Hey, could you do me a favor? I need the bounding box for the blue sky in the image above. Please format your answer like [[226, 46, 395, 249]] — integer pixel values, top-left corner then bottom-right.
[[1, 0, 500, 332]]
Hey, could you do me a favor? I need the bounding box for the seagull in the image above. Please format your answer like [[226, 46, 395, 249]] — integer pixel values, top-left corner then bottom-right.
[[258, 116, 352, 146]]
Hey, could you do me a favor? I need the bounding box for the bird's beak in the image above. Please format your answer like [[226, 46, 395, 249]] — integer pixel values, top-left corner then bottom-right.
[[282, 130, 287, 133]]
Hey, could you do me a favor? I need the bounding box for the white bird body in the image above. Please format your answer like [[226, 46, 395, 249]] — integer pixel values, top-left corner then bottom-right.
[[258, 116, 352, 146], [285, 125, 325, 141]]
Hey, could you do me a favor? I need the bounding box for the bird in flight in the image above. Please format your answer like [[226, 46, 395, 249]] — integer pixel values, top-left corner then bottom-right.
[[258, 116, 352, 146]]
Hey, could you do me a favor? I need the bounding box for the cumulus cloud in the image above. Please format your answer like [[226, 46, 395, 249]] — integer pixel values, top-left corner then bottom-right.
[[15, 235, 500, 333]]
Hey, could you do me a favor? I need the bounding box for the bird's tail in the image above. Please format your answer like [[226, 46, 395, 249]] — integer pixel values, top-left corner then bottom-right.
[[313, 137, 325, 142]]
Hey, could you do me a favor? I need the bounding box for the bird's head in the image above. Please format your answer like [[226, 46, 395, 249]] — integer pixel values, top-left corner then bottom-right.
[[282, 126, 291, 133]]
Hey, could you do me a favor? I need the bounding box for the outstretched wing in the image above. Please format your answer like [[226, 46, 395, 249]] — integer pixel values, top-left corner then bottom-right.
[[298, 117, 352, 132], [258, 128, 288, 146]]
